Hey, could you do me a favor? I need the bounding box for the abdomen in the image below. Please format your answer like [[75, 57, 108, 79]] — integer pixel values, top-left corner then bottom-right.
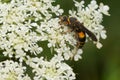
[[76, 31, 86, 48]]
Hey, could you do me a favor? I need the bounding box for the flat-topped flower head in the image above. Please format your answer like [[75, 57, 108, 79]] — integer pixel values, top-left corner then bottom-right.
[[0, 0, 109, 62], [0, 0, 110, 79]]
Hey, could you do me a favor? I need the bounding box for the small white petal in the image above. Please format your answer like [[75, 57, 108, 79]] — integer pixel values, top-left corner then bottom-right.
[[99, 3, 110, 15], [96, 42, 103, 49], [101, 30, 107, 39], [74, 49, 83, 61]]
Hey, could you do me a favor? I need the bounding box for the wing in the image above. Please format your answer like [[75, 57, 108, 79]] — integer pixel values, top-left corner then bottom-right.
[[84, 27, 97, 41], [76, 22, 97, 41]]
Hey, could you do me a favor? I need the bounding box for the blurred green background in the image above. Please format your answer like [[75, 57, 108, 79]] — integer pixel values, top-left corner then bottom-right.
[[57, 0, 120, 80]]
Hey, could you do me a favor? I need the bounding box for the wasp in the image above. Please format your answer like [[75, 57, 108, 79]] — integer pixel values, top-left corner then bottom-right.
[[59, 15, 97, 48]]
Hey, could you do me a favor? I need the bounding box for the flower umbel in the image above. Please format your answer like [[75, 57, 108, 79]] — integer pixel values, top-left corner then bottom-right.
[[0, 0, 109, 62], [0, 60, 31, 80], [0, 0, 110, 80], [26, 55, 75, 80], [0, 0, 63, 62]]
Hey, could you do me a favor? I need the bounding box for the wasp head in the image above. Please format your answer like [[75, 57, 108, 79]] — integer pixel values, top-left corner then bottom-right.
[[59, 15, 69, 26]]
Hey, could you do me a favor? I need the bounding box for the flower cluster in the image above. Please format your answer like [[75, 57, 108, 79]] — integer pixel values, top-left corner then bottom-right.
[[0, 0, 63, 62], [26, 55, 75, 80], [0, 60, 31, 80], [0, 0, 110, 80]]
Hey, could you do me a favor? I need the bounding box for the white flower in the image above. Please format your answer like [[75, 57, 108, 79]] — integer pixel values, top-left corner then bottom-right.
[[96, 42, 103, 49], [88, 0, 98, 10], [26, 55, 76, 80], [99, 3, 110, 16], [74, 49, 83, 61], [0, 60, 31, 80]]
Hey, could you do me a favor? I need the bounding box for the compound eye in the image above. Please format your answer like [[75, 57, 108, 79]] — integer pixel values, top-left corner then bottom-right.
[[62, 16, 67, 22], [59, 16, 69, 25], [59, 16, 67, 22]]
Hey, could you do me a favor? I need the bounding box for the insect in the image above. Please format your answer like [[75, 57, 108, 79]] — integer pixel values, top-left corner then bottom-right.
[[59, 15, 97, 48]]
